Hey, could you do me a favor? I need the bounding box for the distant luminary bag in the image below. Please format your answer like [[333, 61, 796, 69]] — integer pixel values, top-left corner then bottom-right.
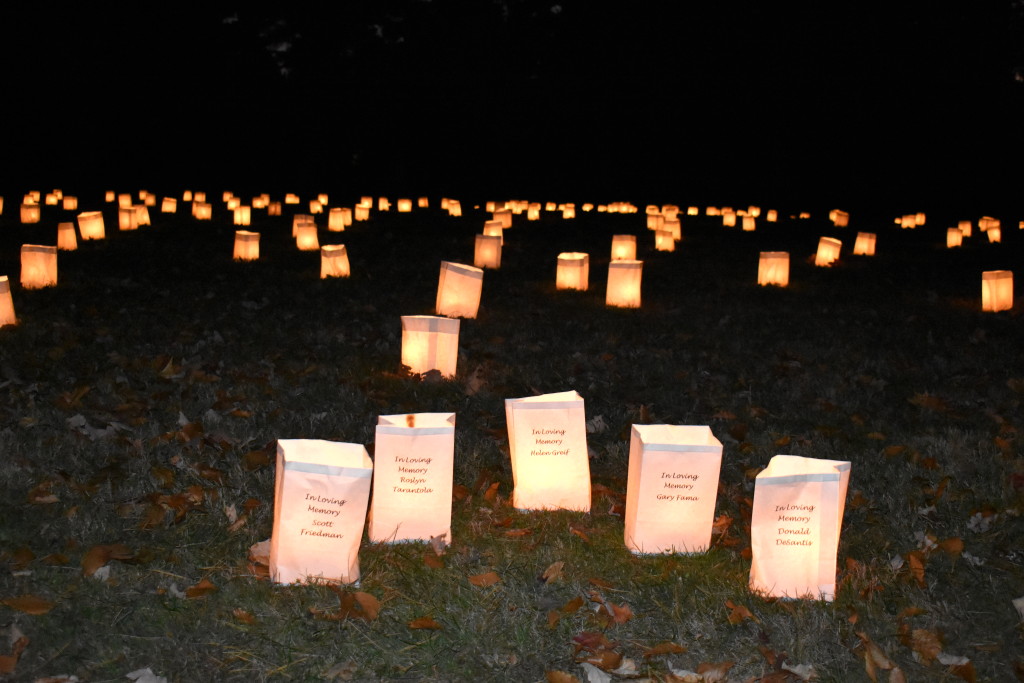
[[505, 390, 591, 512], [749, 455, 851, 601], [369, 413, 456, 543], [270, 439, 373, 584]]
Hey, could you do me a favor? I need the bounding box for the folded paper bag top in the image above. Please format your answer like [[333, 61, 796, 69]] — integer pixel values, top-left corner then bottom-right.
[[269, 439, 373, 585], [368, 412, 456, 544], [748, 454, 851, 601], [505, 390, 591, 512]]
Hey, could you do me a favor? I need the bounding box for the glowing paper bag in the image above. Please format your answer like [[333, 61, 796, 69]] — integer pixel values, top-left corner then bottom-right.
[[624, 425, 722, 554], [505, 390, 591, 512], [369, 413, 456, 543], [749, 455, 851, 601], [270, 439, 373, 584]]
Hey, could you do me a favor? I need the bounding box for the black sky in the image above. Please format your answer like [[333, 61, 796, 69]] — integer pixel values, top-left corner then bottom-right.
[[3, 2, 1023, 218]]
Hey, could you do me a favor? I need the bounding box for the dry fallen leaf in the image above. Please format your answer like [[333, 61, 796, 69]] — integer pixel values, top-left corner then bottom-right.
[[542, 561, 565, 584], [856, 631, 895, 682], [545, 671, 580, 683], [0, 595, 55, 615], [232, 608, 257, 624], [0, 634, 28, 675], [423, 551, 444, 569], [725, 599, 759, 624], [81, 543, 134, 577], [185, 578, 218, 599], [907, 628, 942, 666], [313, 590, 381, 622], [907, 551, 927, 588], [468, 571, 501, 588], [408, 616, 443, 630], [696, 660, 734, 683]]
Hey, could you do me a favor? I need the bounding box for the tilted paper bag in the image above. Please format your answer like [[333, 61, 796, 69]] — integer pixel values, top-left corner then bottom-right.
[[624, 425, 722, 554], [270, 439, 373, 584], [749, 454, 851, 600], [369, 412, 456, 543], [505, 390, 591, 512]]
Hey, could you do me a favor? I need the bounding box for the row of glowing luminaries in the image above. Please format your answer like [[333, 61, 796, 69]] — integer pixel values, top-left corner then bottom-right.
[[2, 195, 1015, 330]]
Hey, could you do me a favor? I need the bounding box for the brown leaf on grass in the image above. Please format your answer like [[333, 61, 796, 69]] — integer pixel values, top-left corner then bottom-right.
[[1, 595, 55, 615], [642, 642, 686, 657], [906, 629, 942, 665], [774, 435, 791, 447], [408, 616, 443, 630], [452, 483, 471, 502], [542, 561, 564, 584], [505, 528, 533, 538], [561, 596, 585, 614], [227, 513, 248, 533], [907, 551, 927, 588], [547, 610, 561, 629], [423, 551, 445, 569], [856, 632, 895, 681], [696, 661, 734, 682], [883, 445, 908, 458], [185, 578, 218, 598], [588, 577, 614, 589], [941, 655, 976, 683], [483, 482, 500, 503], [468, 571, 501, 588], [575, 649, 622, 671], [573, 631, 617, 653], [314, 590, 381, 622], [232, 608, 257, 624], [909, 393, 949, 413], [243, 450, 271, 471], [711, 514, 733, 537], [569, 523, 590, 543], [545, 671, 580, 683], [725, 600, 760, 624], [0, 635, 28, 675], [81, 543, 134, 577], [27, 480, 59, 504], [866, 432, 887, 440], [938, 537, 964, 557], [196, 464, 225, 485]]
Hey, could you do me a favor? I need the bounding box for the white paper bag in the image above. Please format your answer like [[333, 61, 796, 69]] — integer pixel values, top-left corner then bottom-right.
[[749, 455, 851, 601], [269, 439, 373, 584], [436, 261, 483, 319], [505, 390, 591, 512], [624, 425, 722, 554], [369, 413, 456, 543]]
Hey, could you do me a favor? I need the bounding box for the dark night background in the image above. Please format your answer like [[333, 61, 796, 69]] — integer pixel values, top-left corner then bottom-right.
[[3, 2, 1024, 222]]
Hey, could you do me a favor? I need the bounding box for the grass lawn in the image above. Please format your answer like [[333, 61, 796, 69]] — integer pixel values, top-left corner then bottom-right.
[[0, 196, 1021, 682]]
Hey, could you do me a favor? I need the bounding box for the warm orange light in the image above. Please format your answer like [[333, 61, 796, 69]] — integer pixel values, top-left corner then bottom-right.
[[436, 262, 483, 319], [814, 237, 842, 267], [852, 232, 876, 256], [320, 245, 350, 278], [233, 230, 260, 261], [474, 234, 502, 269], [982, 270, 1013, 312], [556, 252, 589, 291], [0, 276, 16, 326], [401, 315, 460, 377], [20, 245, 57, 289], [757, 252, 789, 287], [606, 260, 643, 308], [77, 211, 105, 240], [57, 222, 78, 251], [611, 235, 637, 261]]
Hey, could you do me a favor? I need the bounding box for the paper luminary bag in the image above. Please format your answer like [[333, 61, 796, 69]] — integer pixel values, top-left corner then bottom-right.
[[749, 455, 851, 601], [624, 425, 723, 554], [270, 439, 373, 584], [368, 413, 456, 543], [505, 391, 591, 512], [435, 261, 483, 319]]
